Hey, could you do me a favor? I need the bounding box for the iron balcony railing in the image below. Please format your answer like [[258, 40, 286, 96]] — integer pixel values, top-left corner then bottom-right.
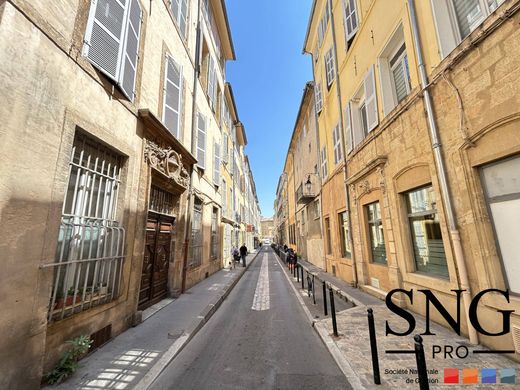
[[295, 175, 319, 204]]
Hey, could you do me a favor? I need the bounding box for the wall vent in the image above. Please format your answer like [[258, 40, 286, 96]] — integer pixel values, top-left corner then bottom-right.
[[89, 324, 112, 353], [512, 325, 520, 354], [370, 277, 380, 289]]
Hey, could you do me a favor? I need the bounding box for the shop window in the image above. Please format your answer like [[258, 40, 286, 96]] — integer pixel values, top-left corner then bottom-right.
[[338, 211, 350, 258], [324, 217, 332, 255], [406, 186, 448, 278], [366, 202, 386, 264], [482, 155, 520, 293]]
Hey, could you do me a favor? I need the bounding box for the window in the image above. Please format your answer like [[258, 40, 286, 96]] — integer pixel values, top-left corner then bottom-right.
[[366, 202, 386, 264], [171, 0, 188, 37], [324, 217, 332, 255], [431, 0, 505, 58], [317, 3, 330, 48], [338, 211, 350, 257], [210, 207, 219, 259], [325, 47, 335, 87], [315, 83, 323, 114], [196, 112, 207, 169], [163, 55, 183, 139], [213, 141, 221, 185], [221, 179, 227, 214], [48, 133, 125, 322], [378, 27, 411, 115], [406, 186, 448, 278], [320, 146, 328, 178], [332, 124, 343, 165], [189, 198, 203, 267], [83, 0, 142, 101], [390, 44, 411, 104], [349, 65, 378, 147], [343, 0, 359, 42], [481, 155, 520, 293], [207, 56, 217, 110], [222, 133, 229, 164]]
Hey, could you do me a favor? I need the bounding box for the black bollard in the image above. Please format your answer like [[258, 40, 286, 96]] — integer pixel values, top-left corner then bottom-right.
[[329, 287, 338, 337], [414, 335, 429, 390], [312, 275, 316, 304], [297, 264, 300, 282], [322, 281, 328, 316], [367, 308, 381, 385], [301, 266, 304, 289]]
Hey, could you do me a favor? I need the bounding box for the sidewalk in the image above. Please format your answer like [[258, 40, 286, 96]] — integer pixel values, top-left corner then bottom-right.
[[49, 251, 260, 390], [295, 258, 520, 389]]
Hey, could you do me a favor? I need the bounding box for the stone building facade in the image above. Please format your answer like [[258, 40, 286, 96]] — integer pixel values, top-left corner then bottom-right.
[[0, 0, 259, 387], [288, 0, 520, 357]]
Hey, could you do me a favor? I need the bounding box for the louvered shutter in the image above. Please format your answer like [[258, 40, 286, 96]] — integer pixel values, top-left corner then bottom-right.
[[364, 65, 378, 132], [344, 0, 358, 41], [120, 0, 142, 101], [83, 0, 127, 80], [345, 101, 353, 152], [179, 0, 188, 37], [163, 56, 182, 139], [213, 142, 221, 185], [222, 133, 229, 163], [196, 113, 207, 169]]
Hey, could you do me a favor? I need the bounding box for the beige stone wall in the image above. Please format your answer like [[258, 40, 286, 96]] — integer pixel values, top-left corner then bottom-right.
[[344, 3, 520, 356]]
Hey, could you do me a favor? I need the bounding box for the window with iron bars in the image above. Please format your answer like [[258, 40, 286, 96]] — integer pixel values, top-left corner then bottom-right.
[[46, 133, 125, 322]]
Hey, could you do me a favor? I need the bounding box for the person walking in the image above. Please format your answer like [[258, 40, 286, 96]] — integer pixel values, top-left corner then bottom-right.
[[239, 243, 248, 267], [232, 246, 240, 268]]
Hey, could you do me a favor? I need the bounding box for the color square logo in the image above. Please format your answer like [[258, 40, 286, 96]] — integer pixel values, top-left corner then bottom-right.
[[462, 368, 478, 384], [481, 368, 496, 384], [444, 368, 459, 384], [500, 368, 515, 384]]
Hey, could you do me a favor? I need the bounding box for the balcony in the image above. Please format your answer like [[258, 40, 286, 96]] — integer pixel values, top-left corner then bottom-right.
[[295, 174, 319, 204]]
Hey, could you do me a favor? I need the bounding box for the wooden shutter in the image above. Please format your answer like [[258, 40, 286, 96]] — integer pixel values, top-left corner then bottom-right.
[[120, 0, 142, 100], [83, 0, 127, 80], [345, 101, 353, 152], [213, 141, 221, 185], [196, 113, 207, 169], [163, 55, 182, 138], [222, 133, 229, 163], [344, 0, 358, 41], [364, 65, 378, 132]]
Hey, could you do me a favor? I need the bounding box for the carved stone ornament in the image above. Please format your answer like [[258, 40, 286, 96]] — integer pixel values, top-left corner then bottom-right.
[[144, 140, 190, 188], [376, 166, 386, 194], [358, 179, 371, 197], [349, 184, 357, 206]]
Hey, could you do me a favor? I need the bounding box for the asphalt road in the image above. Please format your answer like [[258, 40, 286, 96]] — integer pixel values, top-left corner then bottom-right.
[[151, 247, 352, 390]]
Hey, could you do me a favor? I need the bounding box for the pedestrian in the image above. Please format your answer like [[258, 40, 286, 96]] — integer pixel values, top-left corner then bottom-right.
[[239, 243, 248, 267], [232, 246, 240, 268]]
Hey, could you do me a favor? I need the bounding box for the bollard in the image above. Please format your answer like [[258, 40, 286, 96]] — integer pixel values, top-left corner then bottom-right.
[[312, 275, 316, 304], [301, 266, 304, 289], [306, 272, 312, 297], [329, 287, 338, 337], [367, 308, 381, 385], [296, 264, 299, 282], [322, 281, 328, 316], [414, 335, 429, 390]]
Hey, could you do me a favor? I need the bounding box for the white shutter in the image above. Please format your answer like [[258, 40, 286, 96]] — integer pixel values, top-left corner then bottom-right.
[[364, 65, 378, 132], [83, 0, 127, 80], [120, 0, 141, 100], [213, 141, 221, 185], [315, 83, 323, 113], [196, 113, 207, 169], [222, 133, 229, 163], [345, 101, 353, 152], [344, 0, 358, 41], [163, 56, 182, 139], [179, 0, 188, 37]]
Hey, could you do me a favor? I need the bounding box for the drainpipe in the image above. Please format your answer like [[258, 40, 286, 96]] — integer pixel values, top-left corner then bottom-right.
[[408, 0, 477, 344], [181, 0, 202, 293], [328, 0, 358, 286]]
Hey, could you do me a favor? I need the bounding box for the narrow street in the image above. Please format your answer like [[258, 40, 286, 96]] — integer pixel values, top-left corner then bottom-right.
[[151, 247, 352, 390]]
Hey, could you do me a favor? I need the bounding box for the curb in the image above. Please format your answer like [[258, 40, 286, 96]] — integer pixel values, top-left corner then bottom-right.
[[135, 249, 262, 390], [274, 252, 366, 390]]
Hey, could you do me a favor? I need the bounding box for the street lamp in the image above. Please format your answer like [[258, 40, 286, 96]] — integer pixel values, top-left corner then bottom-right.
[[305, 175, 312, 193]]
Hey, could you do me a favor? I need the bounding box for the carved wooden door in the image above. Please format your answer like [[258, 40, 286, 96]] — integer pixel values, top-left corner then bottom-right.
[[138, 215, 174, 310]]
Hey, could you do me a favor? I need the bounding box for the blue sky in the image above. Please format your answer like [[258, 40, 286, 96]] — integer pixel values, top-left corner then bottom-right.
[[226, 0, 313, 218]]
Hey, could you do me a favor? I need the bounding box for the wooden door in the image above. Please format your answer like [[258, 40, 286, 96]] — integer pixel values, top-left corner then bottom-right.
[[138, 215, 174, 310]]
